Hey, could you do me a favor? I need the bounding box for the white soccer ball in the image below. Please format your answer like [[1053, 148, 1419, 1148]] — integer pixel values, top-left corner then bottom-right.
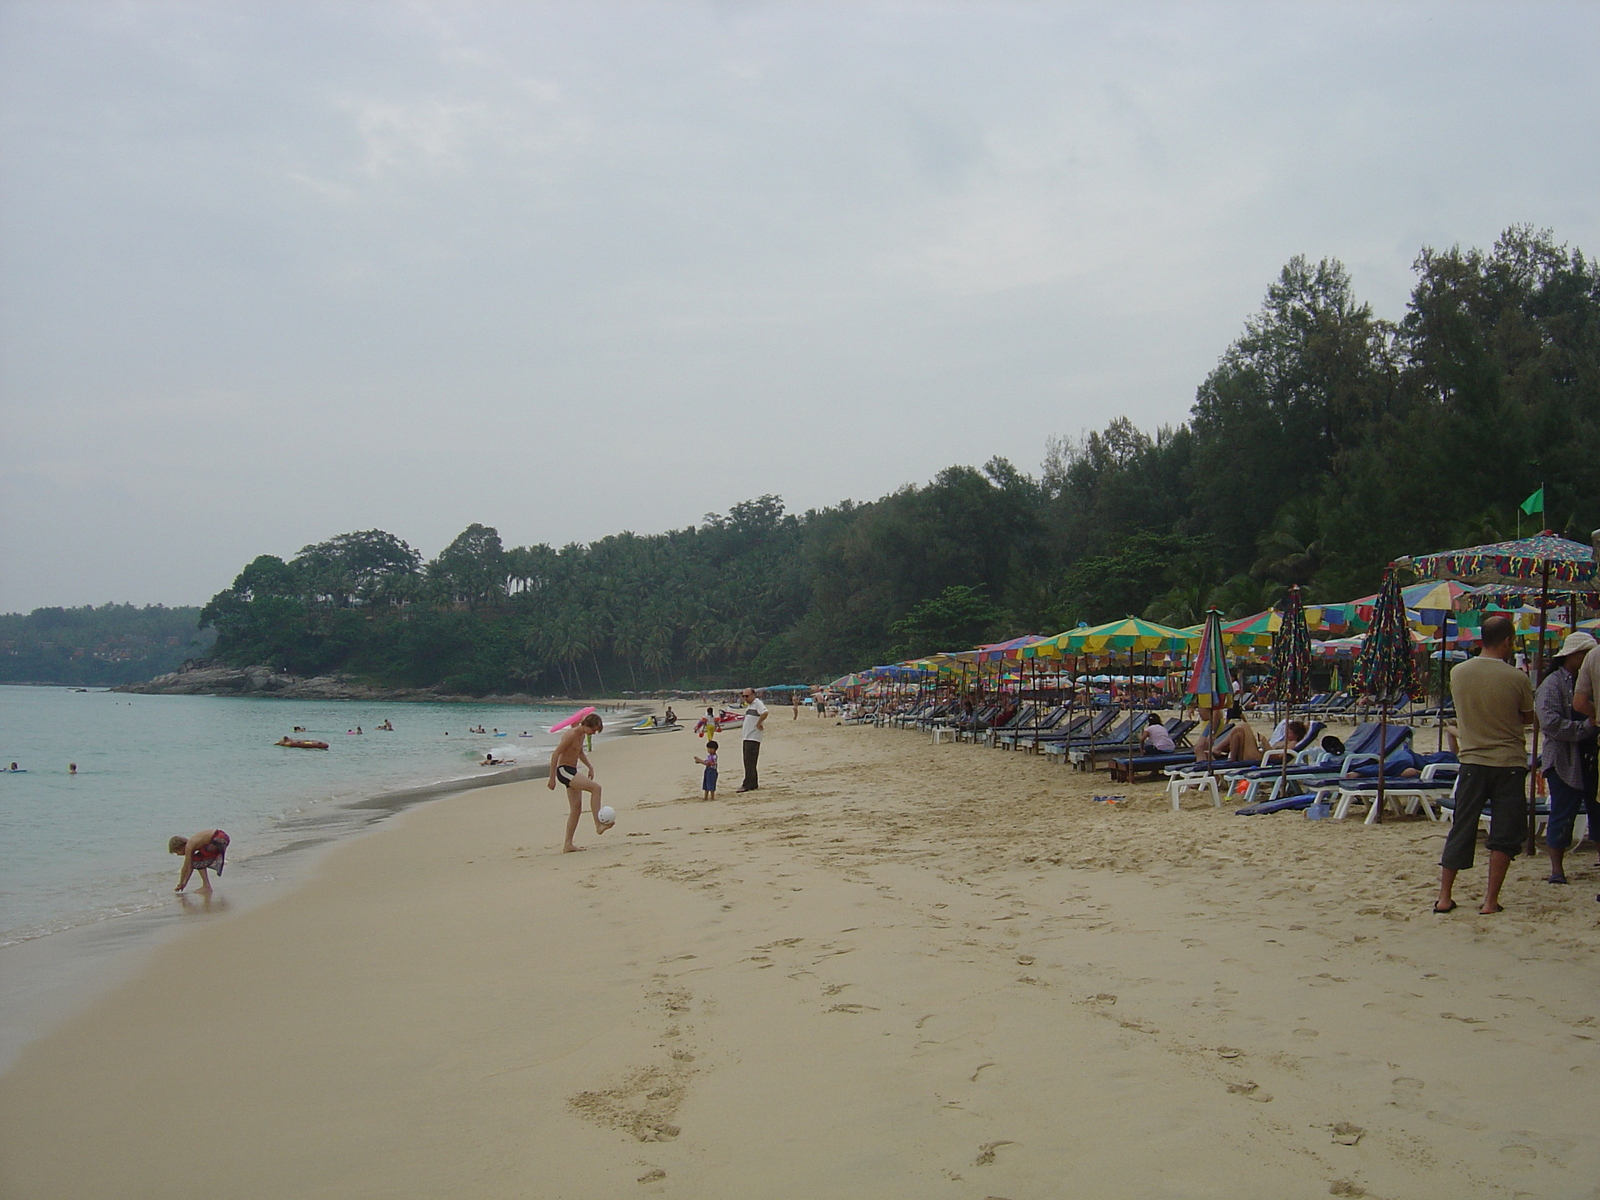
[[597, 806, 617, 826]]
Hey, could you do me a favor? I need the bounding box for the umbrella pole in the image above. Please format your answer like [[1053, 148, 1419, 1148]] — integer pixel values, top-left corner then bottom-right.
[[1278, 655, 1289, 802], [1373, 702, 1387, 824], [1438, 612, 1448, 753], [1527, 562, 1551, 857]]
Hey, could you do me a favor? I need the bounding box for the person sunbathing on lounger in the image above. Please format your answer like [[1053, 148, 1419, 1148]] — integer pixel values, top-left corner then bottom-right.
[[1269, 719, 1308, 751], [1197, 705, 1262, 764]]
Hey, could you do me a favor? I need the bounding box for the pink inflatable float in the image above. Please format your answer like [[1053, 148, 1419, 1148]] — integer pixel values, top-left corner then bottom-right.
[[548, 705, 596, 734]]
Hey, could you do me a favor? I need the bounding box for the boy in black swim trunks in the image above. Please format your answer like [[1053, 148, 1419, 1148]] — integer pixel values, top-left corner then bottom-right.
[[548, 713, 611, 853]]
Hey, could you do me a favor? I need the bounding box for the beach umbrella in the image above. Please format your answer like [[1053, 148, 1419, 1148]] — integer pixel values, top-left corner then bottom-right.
[[1222, 609, 1282, 648], [1350, 566, 1421, 824], [1061, 616, 1196, 655], [1305, 602, 1366, 637], [975, 635, 1045, 662], [1184, 608, 1231, 782], [1400, 532, 1597, 850], [1061, 618, 1195, 764], [1264, 586, 1314, 797]]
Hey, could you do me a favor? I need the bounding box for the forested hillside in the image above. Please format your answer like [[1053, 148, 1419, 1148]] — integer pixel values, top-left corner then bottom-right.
[[0, 604, 215, 686], [198, 227, 1599, 694]]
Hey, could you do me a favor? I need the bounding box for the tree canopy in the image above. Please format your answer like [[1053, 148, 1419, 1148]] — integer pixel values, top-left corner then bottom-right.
[[191, 226, 1599, 694]]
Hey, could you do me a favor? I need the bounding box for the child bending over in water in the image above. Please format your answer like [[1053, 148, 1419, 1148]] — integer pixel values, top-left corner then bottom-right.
[[169, 829, 230, 892], [547, 713, 611, 852], [695, 740, 719, 800]]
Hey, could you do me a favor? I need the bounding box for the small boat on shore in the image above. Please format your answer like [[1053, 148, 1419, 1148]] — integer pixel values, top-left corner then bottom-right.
[[276, 737, 330, 750], [630, 717, 683, 735]]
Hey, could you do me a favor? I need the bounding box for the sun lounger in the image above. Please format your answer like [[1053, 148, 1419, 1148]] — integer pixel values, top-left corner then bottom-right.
[[1325, 762, 1460, 823], [1105, 721, 1199, 781], [1001, 709, 1091, 751], [1224, 726, 1416, 807], [1032, 706, 1121, 747]]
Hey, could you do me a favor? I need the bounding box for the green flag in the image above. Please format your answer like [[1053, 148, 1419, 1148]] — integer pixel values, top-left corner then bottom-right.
[[1520, 487, 1544, 515]]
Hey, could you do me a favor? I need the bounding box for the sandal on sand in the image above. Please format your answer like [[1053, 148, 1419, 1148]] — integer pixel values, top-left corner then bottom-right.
[[1478, 904, 1503, 915], [1432, 901, 1456, 914], [1547, 873, 1569, 885]]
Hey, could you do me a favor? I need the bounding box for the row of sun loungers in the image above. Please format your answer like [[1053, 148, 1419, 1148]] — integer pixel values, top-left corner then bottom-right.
[[857, 700, 1477, 826]]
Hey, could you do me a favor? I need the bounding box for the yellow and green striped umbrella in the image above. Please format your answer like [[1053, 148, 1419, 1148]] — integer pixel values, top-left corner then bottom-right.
[[1063, 616, 1197, 655], [1221, 609, 1281, 647]]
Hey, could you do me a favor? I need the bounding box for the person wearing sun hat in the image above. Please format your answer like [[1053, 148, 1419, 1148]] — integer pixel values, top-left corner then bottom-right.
[[1535, 630, 1599, 884]]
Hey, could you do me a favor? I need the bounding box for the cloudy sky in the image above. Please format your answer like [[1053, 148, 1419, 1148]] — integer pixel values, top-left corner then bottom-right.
[[1, 1, 1596, 612]]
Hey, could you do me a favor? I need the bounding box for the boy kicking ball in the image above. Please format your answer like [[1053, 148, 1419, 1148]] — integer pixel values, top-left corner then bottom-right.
[[548, 713, 613, 852], [694, 739, 719, 801]]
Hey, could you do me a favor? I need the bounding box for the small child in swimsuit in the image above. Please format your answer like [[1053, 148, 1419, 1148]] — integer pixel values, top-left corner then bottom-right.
[[695, 740, 719, 801]]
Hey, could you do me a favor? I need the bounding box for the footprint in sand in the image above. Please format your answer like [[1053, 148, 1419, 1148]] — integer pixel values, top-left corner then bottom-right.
[[1390, 1077, 1425, 1110], [974, 1140, 1015, 1166]]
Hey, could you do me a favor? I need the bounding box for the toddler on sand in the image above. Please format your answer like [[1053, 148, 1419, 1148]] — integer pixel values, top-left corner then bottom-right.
[[694, 740, 719, 801]]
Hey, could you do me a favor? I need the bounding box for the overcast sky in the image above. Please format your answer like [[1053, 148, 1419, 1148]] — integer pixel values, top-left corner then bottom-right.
[[1, 1, 1596, 612]]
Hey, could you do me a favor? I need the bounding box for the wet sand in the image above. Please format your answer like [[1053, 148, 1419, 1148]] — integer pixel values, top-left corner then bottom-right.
[[3, 714, 1597, 1198]]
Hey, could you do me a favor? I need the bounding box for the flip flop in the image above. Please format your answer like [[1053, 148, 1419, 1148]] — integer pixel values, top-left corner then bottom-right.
[[1547, 874, 1569, 885], [1432, 901, 1456, 914], [1478, 904, 1503, 915]]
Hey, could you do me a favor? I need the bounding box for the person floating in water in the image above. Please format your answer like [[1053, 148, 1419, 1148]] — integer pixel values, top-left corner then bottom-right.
[[68, 762, 77, 775], [378, 719, 394, 731], [547, 713, 610, 852], [169, 829, 230, 893]]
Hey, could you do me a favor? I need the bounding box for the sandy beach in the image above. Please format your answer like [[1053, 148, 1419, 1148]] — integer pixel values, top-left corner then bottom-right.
[[3, 713, 1599, 1199]]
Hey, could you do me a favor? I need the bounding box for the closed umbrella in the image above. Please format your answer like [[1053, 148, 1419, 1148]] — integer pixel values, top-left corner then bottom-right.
[[1265, 586, 1314, 799], [1185, 609, 1231, 783], [1350, 566, 1422, 824]]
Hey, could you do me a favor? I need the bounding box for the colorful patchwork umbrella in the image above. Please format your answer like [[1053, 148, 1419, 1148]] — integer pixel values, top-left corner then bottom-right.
[[1305, 603, 1366, 636], [1264, 586, 1314, 796], [1401, 534, 1597, 589], [1350, 566, 1421, 823], [1265, 588, 1313, 706], [1401, 532, 1597, 851], [1185, 609, 1232, 711], [1182, 608, 1232, 782], [975, 635, 1045, 662]]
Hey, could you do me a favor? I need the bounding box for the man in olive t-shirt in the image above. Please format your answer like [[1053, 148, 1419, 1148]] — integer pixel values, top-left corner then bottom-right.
[[1436, 615, 1535, 915]]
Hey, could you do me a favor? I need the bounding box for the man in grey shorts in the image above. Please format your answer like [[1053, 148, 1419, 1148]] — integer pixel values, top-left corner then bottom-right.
[[1435, 615, 1534, 915]]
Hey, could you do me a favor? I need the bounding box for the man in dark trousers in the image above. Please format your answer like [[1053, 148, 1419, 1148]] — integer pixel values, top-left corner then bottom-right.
[[1435, 615, 1534, 915], [737, 687, 768, 793]]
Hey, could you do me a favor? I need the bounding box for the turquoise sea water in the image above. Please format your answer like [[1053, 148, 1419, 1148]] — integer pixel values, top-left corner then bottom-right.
[[0, 686, 587, 945]]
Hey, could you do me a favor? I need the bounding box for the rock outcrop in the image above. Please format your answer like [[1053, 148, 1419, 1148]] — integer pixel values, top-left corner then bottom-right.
[[113, 662, 556, 704]]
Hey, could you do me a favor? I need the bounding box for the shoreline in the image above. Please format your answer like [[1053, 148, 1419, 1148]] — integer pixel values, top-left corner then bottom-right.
[[5, 715, 1597, 1197], [0, 704, 651, 1071]]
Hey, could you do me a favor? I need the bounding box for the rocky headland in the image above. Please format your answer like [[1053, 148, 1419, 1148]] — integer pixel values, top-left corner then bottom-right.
[[112, 662, 561, 705]]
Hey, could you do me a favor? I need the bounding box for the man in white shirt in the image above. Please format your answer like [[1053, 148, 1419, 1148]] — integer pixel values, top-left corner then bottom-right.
[[737, 687, 768, 793]]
